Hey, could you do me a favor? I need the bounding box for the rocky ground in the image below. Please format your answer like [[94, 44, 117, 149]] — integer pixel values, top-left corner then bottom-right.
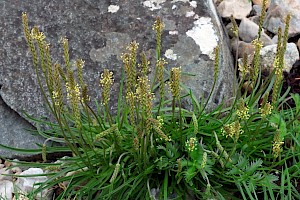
[[1, 0, 300, 199], [216, 0, 300, 107]]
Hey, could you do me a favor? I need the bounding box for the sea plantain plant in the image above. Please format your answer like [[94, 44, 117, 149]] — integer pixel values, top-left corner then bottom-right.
[[2, 0, 300, 199]]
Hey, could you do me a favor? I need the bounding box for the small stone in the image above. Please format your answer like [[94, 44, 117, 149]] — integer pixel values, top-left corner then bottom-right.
[[0, 180, 13, 200], [248, 15, 260, 25], [4, 161, 12, 168], [272, 35, 278, 44], [297, 38, 300, 51], [252, 0, 270, 8], [238, 18, 273, 46], [252, 5, 262, 16], [0, 164, 5, 169], [217, 0, 252, 19], [15, 168, 52, 200], [11, 167, 22, 174], [231, 39, 255, 59], [0, 168, 13, 181]]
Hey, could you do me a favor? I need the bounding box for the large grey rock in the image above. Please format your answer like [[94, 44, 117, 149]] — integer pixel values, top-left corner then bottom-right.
[[0, 0, 235, 153], [264, 0, 300, 38], [0, 97, 45, 159]]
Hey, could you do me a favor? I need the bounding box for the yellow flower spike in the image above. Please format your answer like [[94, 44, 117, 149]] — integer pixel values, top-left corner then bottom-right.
[[192, 113, 198, 135], [31, 27, 47, 73], [99, 69, 114, 106], [157, 58, 167, 99], [272, 130, 284, 158], [133, 137, 139, 151], [152, 17, 165, 59], [169, 67, 181, 98], [239, 53, 249, 80], [76, 59, 85, 87], [156, 116, 164, 129], [52, 63, 63, 112], [110, 163, 120, 183], [66, 71, 81, 128], [185, 137, 197, 152], [200, 152, 207, 169], [236, 100, 250, 120], [126, 91, 136, 125], [136, 76, 154, 120], [213, 46, 220, 82], [214, 132, 232, 162], [22, 13, 38, 70], [140, 52, 150, 76], [95, 124, 118, 140], [221, 120, 243, 141], [229, 15, 238, 38], [153, 125, 171, 142], [61, 37, 71, 72], [260, 102, 273, 117], [251, 38, 263, 84], [42, 144, 47, 163]]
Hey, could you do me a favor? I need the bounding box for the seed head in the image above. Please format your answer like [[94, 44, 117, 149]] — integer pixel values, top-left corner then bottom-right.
[[169, 67, 181, 98], [185, 137, 197, 152], [99, 69, 114, 106]]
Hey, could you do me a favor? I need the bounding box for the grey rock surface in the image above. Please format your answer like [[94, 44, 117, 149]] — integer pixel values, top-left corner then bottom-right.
[[0, 97, 44, 159], [0, 0, 235, 156]]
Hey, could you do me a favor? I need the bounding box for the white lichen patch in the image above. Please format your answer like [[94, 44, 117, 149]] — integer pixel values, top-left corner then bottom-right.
[[108, 5, 120, 13], [172, 5, 177, 10], [190, 1, 197, 8], [194, 14, 199, 19], [143, 0, 166, 11], [186, 11, 195, 17], [165, 49, 177, 60], [169, 30, 178, 35], [186, 17, 219, 60]]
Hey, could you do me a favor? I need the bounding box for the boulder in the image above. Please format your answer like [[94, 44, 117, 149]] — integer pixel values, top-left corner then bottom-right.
[[0, 97, 45, 159], [238, 18, 273, 46], [0, 180, 13, 200], [0, 0, 235, 155], [264, 0, 300, 38]]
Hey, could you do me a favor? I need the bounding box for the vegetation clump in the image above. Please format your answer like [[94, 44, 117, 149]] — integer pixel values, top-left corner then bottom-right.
[[3, 2, 300, 198]]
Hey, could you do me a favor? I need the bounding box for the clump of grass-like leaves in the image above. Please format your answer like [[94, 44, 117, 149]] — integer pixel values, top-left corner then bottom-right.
[[2, 3, 300, 199]]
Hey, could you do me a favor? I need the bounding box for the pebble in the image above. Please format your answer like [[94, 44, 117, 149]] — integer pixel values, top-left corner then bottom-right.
[[0, 180, 13, 200], [252, 0, 270, 8], [238, 18, 273, 46], [15, 168, 52, 200], [217, 0, 252, 19]]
